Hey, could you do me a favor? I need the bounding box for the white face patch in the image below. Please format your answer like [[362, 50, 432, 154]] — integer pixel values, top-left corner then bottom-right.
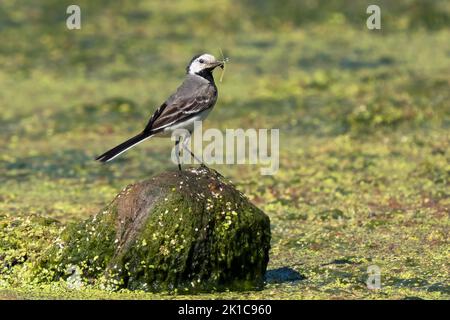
[[188, 54, 218, 75]]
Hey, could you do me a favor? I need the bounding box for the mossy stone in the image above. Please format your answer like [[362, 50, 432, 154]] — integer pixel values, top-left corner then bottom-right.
[[40, 166, 271, 292]]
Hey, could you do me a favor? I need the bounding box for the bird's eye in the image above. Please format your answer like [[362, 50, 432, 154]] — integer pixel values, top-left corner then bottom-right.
[[199, 59, 205, 63]]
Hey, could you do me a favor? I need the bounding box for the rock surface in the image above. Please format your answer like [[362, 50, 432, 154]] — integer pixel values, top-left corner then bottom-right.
[[40, 166, 271, 292]]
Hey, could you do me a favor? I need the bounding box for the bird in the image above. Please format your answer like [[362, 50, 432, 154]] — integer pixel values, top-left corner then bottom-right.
[[95, 53, 225, 170]]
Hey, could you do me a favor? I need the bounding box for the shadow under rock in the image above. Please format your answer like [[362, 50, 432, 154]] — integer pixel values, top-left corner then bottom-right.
[[265, 267, 305, 284]]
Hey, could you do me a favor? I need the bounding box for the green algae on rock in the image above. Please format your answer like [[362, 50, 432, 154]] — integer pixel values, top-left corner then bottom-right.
[[39, 166, 271, 292]]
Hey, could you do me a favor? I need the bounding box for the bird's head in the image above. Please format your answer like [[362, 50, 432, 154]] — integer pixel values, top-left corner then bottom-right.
[[186, 53, 224, 75]]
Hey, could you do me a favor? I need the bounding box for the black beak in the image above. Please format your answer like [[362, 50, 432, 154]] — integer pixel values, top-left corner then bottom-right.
[[208, 61, 224, 70]]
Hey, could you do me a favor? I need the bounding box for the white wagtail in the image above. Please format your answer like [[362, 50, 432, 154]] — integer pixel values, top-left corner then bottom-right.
[[96, 53, 225, 170]]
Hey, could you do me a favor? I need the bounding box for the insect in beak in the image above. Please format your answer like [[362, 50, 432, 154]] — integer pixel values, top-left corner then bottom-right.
[[219, 57, 229, 69], [218, 49, 229, 82]]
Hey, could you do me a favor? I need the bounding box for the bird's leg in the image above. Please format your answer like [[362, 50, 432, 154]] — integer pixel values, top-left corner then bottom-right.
[[182, 135, 206, 167], [175, 138, 182, 171]]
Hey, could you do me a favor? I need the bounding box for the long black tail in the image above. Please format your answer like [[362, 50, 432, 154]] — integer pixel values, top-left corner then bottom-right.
[[95, 132, 152, 162]]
